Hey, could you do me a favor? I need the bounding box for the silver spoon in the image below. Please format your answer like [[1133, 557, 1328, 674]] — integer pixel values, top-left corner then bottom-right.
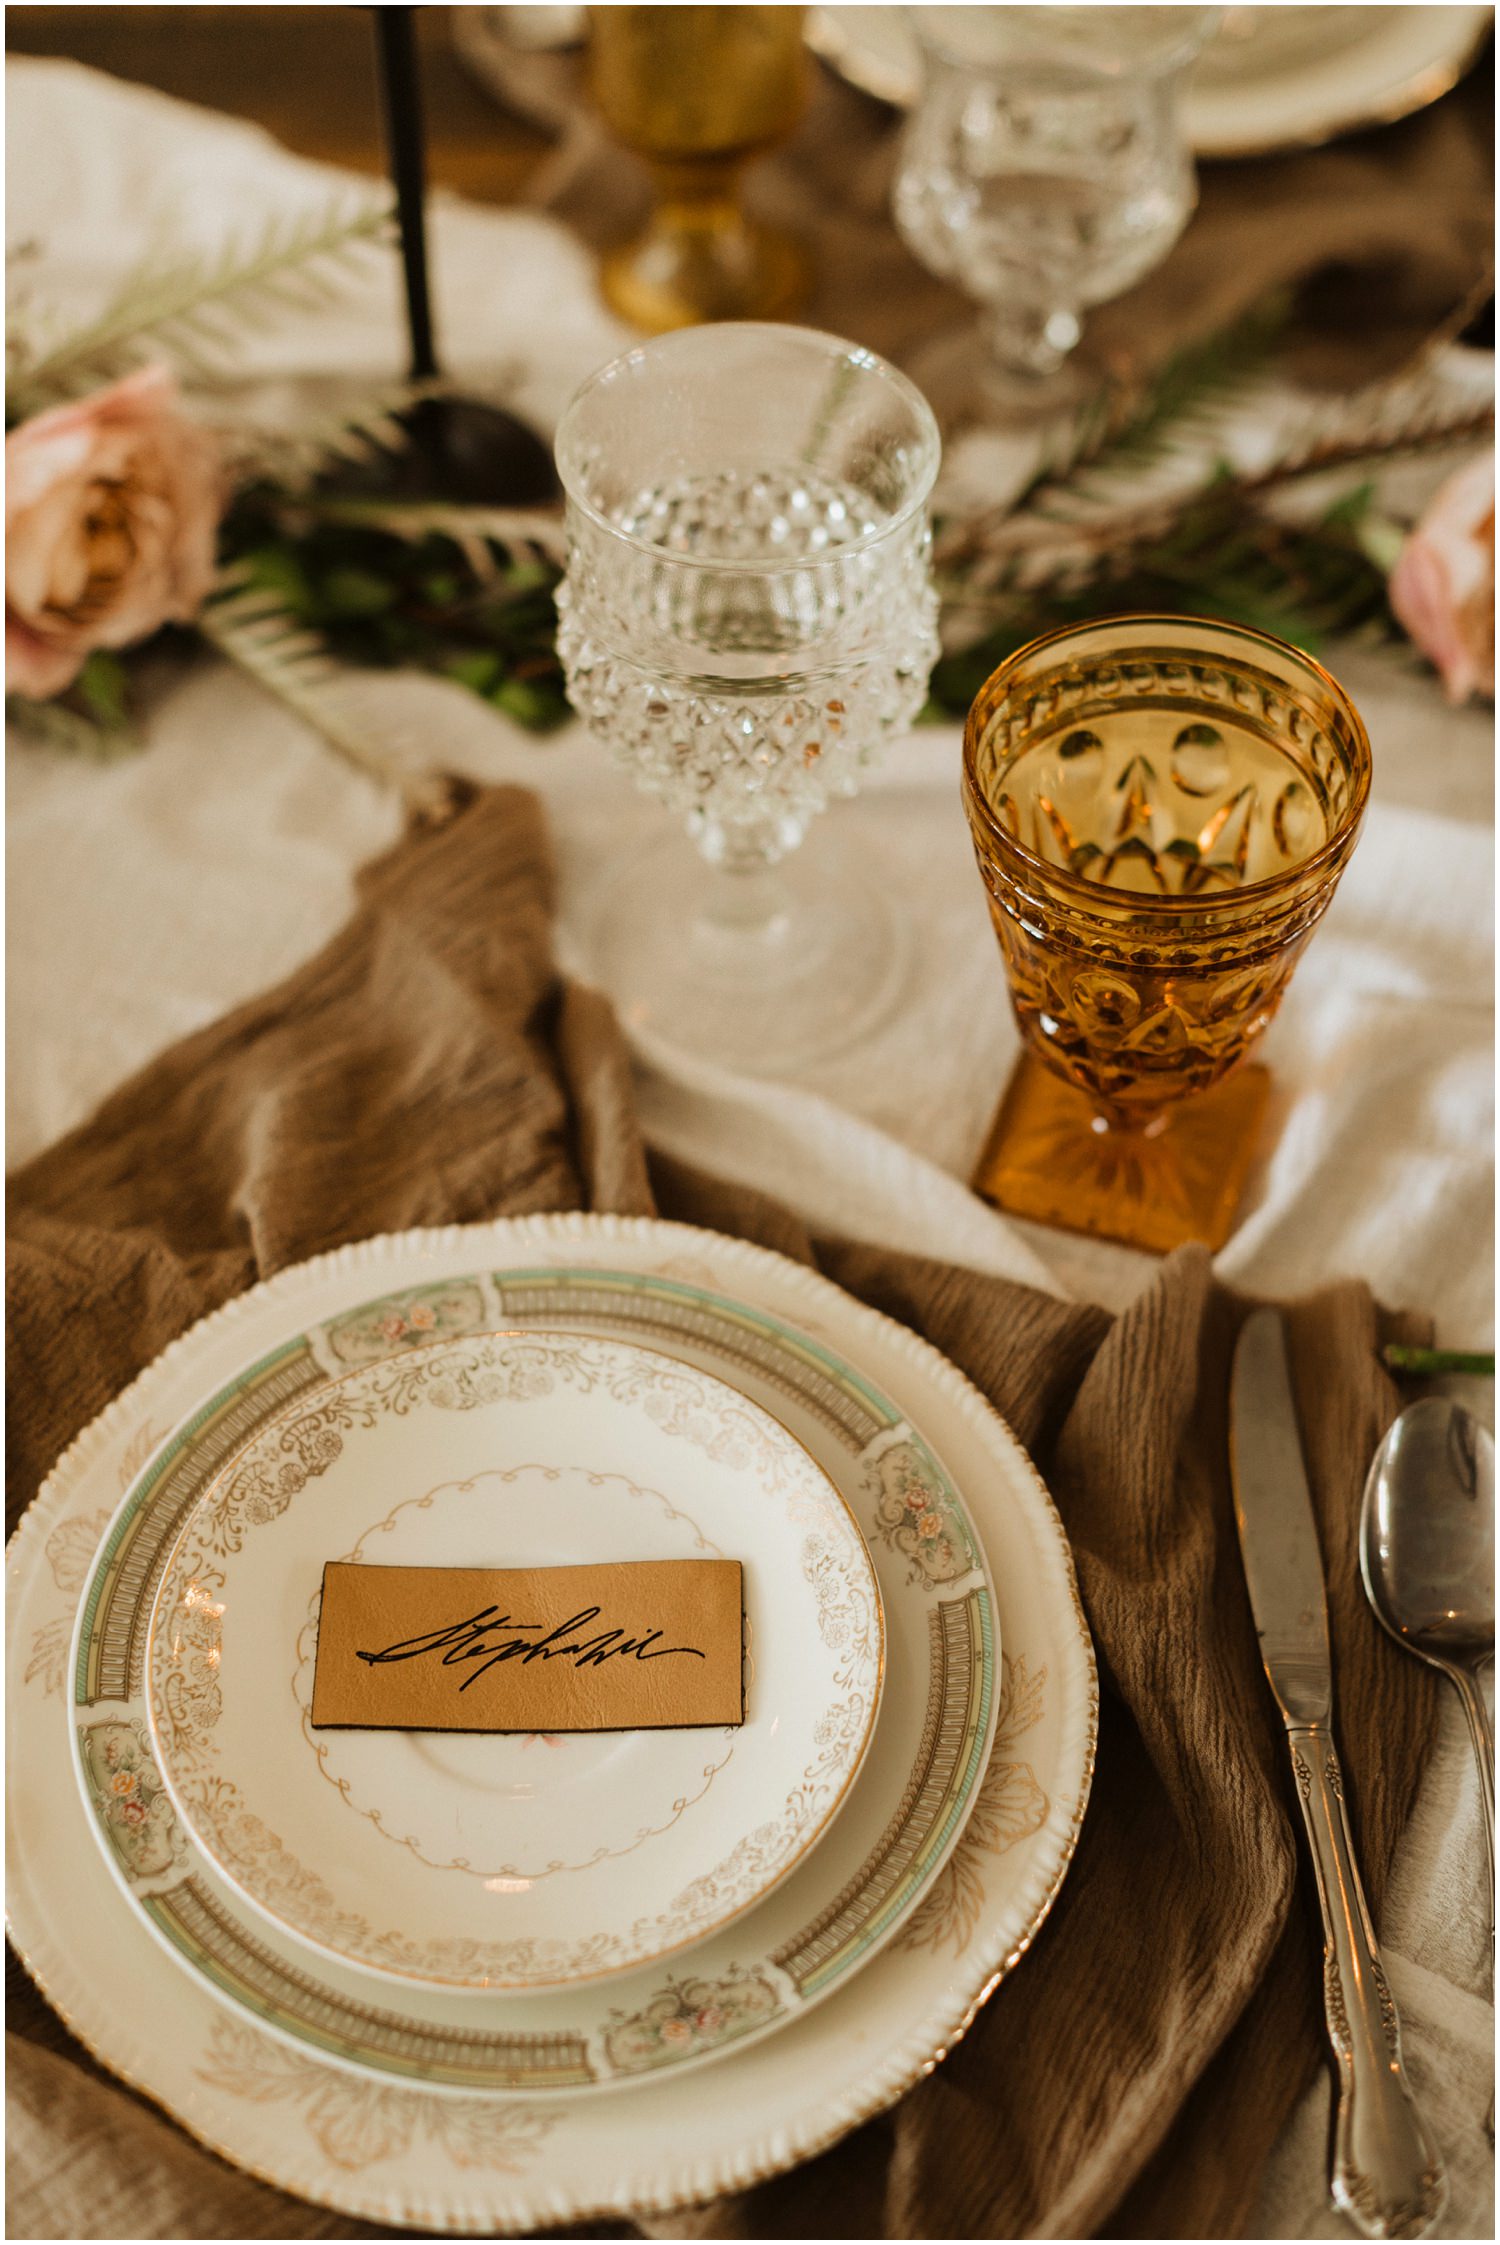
[[1360, 1398, 1495, 1932]]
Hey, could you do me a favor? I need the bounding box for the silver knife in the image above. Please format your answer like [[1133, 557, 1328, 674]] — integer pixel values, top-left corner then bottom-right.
[[1228, 1307, 1446, 2241]]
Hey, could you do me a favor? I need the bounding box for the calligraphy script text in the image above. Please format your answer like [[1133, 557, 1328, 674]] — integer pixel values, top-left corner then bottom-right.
[[355, 1605, 706, 1693]]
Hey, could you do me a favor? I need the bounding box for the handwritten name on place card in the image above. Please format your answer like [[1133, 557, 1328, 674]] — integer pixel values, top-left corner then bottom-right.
[[310, 1559, 745, 1733]]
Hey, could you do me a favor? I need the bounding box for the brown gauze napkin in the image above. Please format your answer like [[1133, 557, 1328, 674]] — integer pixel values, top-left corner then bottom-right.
[[8, 787, 1438, 2242]]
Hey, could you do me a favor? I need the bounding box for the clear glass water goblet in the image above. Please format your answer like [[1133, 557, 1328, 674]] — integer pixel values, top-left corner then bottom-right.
[[555, 323, 941, 1075], [893, 5, 1218, 423]]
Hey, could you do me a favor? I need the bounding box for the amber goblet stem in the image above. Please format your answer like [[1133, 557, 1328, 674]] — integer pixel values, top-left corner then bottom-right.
[[589, 4, 810, 333], [647, 155, 755, 255], [1088, 1100, 1171, 1142]]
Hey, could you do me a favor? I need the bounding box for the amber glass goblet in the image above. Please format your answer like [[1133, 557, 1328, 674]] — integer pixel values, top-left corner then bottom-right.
[[962, 616, 1372, 1253], [588, 5, 810, 334]]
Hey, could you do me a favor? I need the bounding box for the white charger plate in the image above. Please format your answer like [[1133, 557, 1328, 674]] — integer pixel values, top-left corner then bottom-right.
[[10, 1216, 1094, 2231], [807, 4, 1492, 155], [144, 1329, 883, 1991]]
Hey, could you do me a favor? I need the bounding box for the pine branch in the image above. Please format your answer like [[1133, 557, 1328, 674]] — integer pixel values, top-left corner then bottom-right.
[[937, 383, 1494, 596], [999, 294, 1293, 523], [928, 482, 1397, 716], [7, 198, 394, 417], [200, 575, 461, 820]]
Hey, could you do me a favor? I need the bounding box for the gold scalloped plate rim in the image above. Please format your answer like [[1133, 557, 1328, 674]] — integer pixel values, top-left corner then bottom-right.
[[8, 1212, 1096, 2234]]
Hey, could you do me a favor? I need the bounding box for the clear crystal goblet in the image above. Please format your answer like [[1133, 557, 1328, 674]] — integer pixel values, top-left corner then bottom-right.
[[555, 323, 941, 1075], [893, 5, 1218, 424]]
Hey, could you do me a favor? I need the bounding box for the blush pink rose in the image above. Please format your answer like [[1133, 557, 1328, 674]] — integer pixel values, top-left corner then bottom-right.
[[1388, 454, 1495, 705], [6, 363, 222, 699]]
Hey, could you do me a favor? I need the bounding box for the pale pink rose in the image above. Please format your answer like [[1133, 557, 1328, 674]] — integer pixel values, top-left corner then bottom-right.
[[1388, 455, 1495, 705], [6, 364, 222, 699]]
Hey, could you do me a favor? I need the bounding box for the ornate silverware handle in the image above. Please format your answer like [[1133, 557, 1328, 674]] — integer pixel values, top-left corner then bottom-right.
[[1287, 1727, 1446, 2240]]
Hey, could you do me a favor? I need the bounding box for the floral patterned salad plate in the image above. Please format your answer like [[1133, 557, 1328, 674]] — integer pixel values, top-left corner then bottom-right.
[[140, 1330, 884, 1992], [12, 1216, 1094, 2231]]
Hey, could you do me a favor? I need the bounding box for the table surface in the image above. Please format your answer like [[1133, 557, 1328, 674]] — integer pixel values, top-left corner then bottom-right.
[[5, 44, 1495, 2243], [5, 5, 553, 202]]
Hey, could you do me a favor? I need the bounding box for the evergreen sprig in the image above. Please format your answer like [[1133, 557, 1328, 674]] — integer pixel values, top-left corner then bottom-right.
[[7, 197, 394, 418], [928, 479, 1398, 716], [998, 294, 1294, 525], [929, 311, 1494, 718], [219, 382, 419, 493]]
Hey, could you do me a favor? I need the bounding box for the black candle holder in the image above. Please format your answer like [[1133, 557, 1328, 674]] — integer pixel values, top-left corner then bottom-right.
[[332, 7, 559, 506]]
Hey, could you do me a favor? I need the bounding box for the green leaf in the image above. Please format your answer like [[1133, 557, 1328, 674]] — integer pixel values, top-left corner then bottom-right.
[[1318, 479, 1376, 530], [6, 687, 138, 760], [237, 545, 316, 613], [321, 567, 397, 618], [491, 676, 569, 730], [444, 651, 503, 695], [74, 650, 132, 726]]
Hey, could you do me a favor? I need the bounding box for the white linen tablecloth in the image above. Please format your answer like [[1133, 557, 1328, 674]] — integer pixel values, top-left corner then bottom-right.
[[6, 58, 1494, 2241]]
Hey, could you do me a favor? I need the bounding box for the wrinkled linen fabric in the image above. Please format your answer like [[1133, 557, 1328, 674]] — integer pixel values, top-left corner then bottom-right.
[[6, 54, 1494, 2242], [8, 788, 1441, 2242]]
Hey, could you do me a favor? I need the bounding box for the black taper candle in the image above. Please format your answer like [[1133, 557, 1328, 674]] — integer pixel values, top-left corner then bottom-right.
[[374, 5, 439, 384], [327, 3, 558, 505]]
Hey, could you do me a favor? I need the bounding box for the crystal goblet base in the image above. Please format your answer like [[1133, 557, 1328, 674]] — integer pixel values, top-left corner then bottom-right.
[[972, 1049, 1272, 1254], [585, 824, 909, 1077], [903, 321, 1090, 437]]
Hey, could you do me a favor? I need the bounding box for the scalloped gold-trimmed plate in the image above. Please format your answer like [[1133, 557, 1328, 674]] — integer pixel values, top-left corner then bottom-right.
[[144, 1329, 882, 1992], [12, 1215, 1092, 2231]]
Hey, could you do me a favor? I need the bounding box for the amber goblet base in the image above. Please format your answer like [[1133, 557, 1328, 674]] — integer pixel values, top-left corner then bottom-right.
[[973, 1050, 1271, 1254], [600, 173, 810, 334]]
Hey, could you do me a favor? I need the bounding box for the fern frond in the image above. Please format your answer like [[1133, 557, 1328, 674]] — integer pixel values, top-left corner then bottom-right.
[[220, 383, 421, 492], [297, 497, 567, 572], [201, 575, 458, 819], [8, 198, 395, 416]]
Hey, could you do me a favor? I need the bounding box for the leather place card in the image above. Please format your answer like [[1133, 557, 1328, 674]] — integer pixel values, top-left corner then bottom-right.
[[310, 1559, 745, 1734]]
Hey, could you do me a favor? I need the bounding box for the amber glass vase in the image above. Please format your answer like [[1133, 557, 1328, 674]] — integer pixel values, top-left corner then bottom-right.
[[962, 616, 1372, 1252], [588, 5, 810, 333]]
